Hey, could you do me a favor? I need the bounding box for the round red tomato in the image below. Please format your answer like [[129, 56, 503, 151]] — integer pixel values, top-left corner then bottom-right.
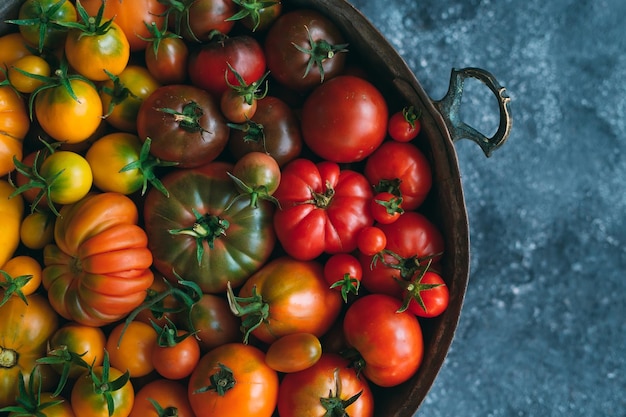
[[273, 159, 374, 260], [277, 353, 374, 417], [364, 140, 432, 211], [300, 75, 388, 163], [370, 191, 404, 224], [143, 22, 189, 85], [356, 226, 387, 256], [152, 328, 201, 380], [343, 294, 423, 387], [402, 270, 450, 318], [388, 105, 422, 142], [323, 253, 362, 303]]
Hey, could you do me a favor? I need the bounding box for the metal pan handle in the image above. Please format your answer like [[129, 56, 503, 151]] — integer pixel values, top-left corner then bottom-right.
[[434, 67, 512, 157]]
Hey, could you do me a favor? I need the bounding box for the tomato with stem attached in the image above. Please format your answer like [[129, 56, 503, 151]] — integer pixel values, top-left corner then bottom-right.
[[0, 255, 42, 307], [323, 253, 362, 303], [151, 322, 200, 380]]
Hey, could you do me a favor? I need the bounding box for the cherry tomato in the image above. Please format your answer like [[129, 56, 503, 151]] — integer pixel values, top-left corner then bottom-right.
[[357, 226, 387, 256], [186, 293, 242, 352], [152, 329, 201, 380], [0, 255, 42, 303], [48, 323, 106, 379], [20, 210, 55, 250], [370, 191, 404, 224], [7, 54, 51, 94], [265, 333, 322, 373], [0, 32, 32, 81], [0, 85, 30, 176], [388, 105, 422, 142], [401, 270, 450, 318], [11, 0, 78, 51], [323, 253, 362, 302], [165, 0, 237, 42], [229, 151, 281, 207], [106, 321, 158, 379], [129, 378, 195, 417], [143, 24, 189, 85], [37, 150, 93, 206]]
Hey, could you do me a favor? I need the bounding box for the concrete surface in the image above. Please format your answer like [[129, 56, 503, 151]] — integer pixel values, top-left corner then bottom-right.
[[347, 0, 626, 416]]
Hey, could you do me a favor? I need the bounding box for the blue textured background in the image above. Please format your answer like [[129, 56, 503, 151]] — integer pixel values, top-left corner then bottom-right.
[[347, 0, 626, 416]]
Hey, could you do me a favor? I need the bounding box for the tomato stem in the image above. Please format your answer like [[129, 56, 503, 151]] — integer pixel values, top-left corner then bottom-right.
[[226, 0, 280, 32], [169, 209, 230, 265], [156, 101, 210, 133], [291, 25, 349, 82], [0, 347, 18, 368], [305, 180, 335, 208], [225, 282, 269, 344], [319, 368, 363, 416], [193, 363, 236, 396], [0, 270, 32, 307]]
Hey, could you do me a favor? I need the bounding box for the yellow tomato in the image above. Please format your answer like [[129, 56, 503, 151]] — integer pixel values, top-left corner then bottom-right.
[[0, 32, 32, 82], [8, 54, 52, 94], [0, 255, 43, 300], [0, 86, 30, 176], [49, 323, 106, 379], [0, 180, 24, 268], [20, 210, 56, 250]]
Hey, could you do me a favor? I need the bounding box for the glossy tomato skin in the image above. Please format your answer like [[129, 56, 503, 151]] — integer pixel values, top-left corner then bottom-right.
[[264, 9, 348, 92], [7, 54, 51, 94], [20, 210, 55, 250], [186, 293, 242, 352], [235, 257, 343, 344], [106, 321, 158, 379], [0, 85, 30, 176], [38, 151, 93, 206], [152, 330, 201, 380], [301, 75, 388, 163], [136, 84, 229, 167], [360, 211, 445, 298], [265, 332, 322, 373], [277, 353, 374, 417], [405, 270, 450, 318], [273, 159, 374, 260], [168, 0, 237, 42], [343, 294, 424, 387], [0, 180, 24, 268], [129, 378, 195, 417], [42, 192, 154, 326], [364, 140, 432, 211], [228, 95, 303, 167], [0, 294, 59, 408], [143, 161, 276, 293], [188, 35, 266, 97], [70, 365, 134, 417]]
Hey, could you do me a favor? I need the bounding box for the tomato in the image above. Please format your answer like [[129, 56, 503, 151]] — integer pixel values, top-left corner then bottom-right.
[[20, 210, 55, 250], [228, 95, 303, 167], [264, 9, 348, 92], [219, 66, 269, 124], [360, 211, 445, 298], [370, 191, 404, 224], [229, 0, 282, 32], [188, 34, 266, 97], [0, 179, 24, 269], [0, 255, 42, 305], [48, 323, 106, 379], [34, 76, 103, 144], [272, 159, 374, 260], [129, 378, 195, 417], [143, 23, 189, 85], [0, 294, 59, 408], [106, 321, 158, 379], [134, 275, 184, 328], [228, 256, 342, 344], [301, 75, 388, 163], [5, 391, 76, 417], [265, 333, 322, 373], [356, 226, 387, 256], [36, 150, 93, 206], [0, 32, 32, 81], [100, 65, 161, 132], [7, 54, 51, 94], [80, 0, 168, 51], [401, 270, 450, 318], [70, 360, 134, 417], [343, 294, 423, 387], [143, 161, 276, 293], [165, 0, 237, 42], [187, 343, 278, 417], [364, 140, 432, 210], [10, 0, 78, 51], [388, 105, 422, 142], [323, 253, 362, 302], [136, 84, 229, 167], [229, 151, 281, 207], [186, 293, 242, 352], [0, 85, 29, 176], [276, 353, 374, 417], [151, 328, 201, 380], [42, 192, 154, 326]]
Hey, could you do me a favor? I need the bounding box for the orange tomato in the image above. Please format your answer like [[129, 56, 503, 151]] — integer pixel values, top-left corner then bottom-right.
[[7, 392, 76, 417], [106, 321, 158, 379], [152, 330, 200, 380], [0, 179, 24, 268], [0, 32, 32, 82], [0, 255, 43, 302], [70, 363, 134, 417], [129, 378, 194, 417], [0, 85, 29, 176], [265, 332, 322, 373], [48, 323, 106, 379], [8, 54, 51, 94]]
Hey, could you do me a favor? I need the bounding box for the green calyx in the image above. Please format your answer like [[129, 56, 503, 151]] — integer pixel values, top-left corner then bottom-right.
[[319, 368, 363, 416], [226, 282, 269, 344], [168, 208, 230, 265], [292, 25, 349, 82], [0, 270, 33, 307], [193, 363, 236, 396], [119, 137, 177, 197], [156, 101, 209, 134], [226, 0, 280, 32], [55, 0, 115, 37], [0, 366, 64, 417]]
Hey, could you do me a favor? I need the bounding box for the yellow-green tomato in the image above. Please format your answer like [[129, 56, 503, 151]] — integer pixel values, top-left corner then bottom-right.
[[85, 133, 144, 195], [20, 210, 55, 250], [265, 332, 323, 373], [39, 151, 93, 206]]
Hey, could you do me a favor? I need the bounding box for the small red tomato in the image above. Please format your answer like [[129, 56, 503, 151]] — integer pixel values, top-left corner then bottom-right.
[[357, 226, 387, 256], [323, 253, 362, 302], [152, 328, 201, 380], [370, 191, 404, 224], [399, 270, 450, 318], [388, 106, 421, 142]]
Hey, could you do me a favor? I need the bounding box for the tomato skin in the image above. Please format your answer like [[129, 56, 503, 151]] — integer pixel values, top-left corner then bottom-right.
[[107, 321, 158, 378], [0, 86, 29, 176], [364, 140, 432, 211], [273, 159, 374, 260], [188, 35, 266, 97], [323, 253, 362, 302], [265, 332, 322, 373], [0, 179, 24, 268], [136, 84, 229, 167], [186, 293, 242, 352], [8, 54, 51, 94], [343, 294, 424, 387], [264, 9, 348, 92], [48, 323, 106, 379], [357, 226, 387, 256], [38, 151, 93, 206], [0, 294, 59, 408], [277, 353, 374, 417], [129, 378, 195, 417], [42, 192, 154, 326], [228, 96, 303, 167], [1, 255, 42, 298], [143, 162, 276, 293], [70, 365, 134, 417], [169, 0, 237, 42], [360, 211, 445, 298], [370, 191, 403, 224], [405, 270, 450, 318], [235, 257, 343, 344], [34, 78, 103, 144], [187, 343, 278, 417], [388, 107, 421, 142], [301, 75, 388, 163], [152, 330, 201, 380], [20, 210, 56, 250], [144, 35, 189, 85]]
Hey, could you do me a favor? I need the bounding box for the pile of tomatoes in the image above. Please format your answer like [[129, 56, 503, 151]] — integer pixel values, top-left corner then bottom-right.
[[0, 1, 451, 416]]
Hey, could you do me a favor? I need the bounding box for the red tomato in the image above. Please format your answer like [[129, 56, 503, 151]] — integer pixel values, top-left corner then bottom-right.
[[370, 191, 404, 224], [343, 294, 423, 387], [323, 253, 362, 302], [277, 353, 374, 417], [188, 35, 266, 97], [165, 0, 237, 42], [364, 140, 432, 211], [300, 75, 388, 163], [187, 343, 278, 417], [402, 270, 450, 318], [143, 23, 189, 85], [388, 105, 422, 142], [273, 159, 374, 260], [129, 378, 195, 417], [106, 321, 157, 379], [152, 329, 201, 380], [356, 226, 387, 256]]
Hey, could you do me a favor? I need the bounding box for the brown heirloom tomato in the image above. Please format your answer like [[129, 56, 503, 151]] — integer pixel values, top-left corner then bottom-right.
[[42, 192, 154, 326], [0, 294, 59, 408], [136, 84, 229, 167], [143, 162, 276, 293]]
